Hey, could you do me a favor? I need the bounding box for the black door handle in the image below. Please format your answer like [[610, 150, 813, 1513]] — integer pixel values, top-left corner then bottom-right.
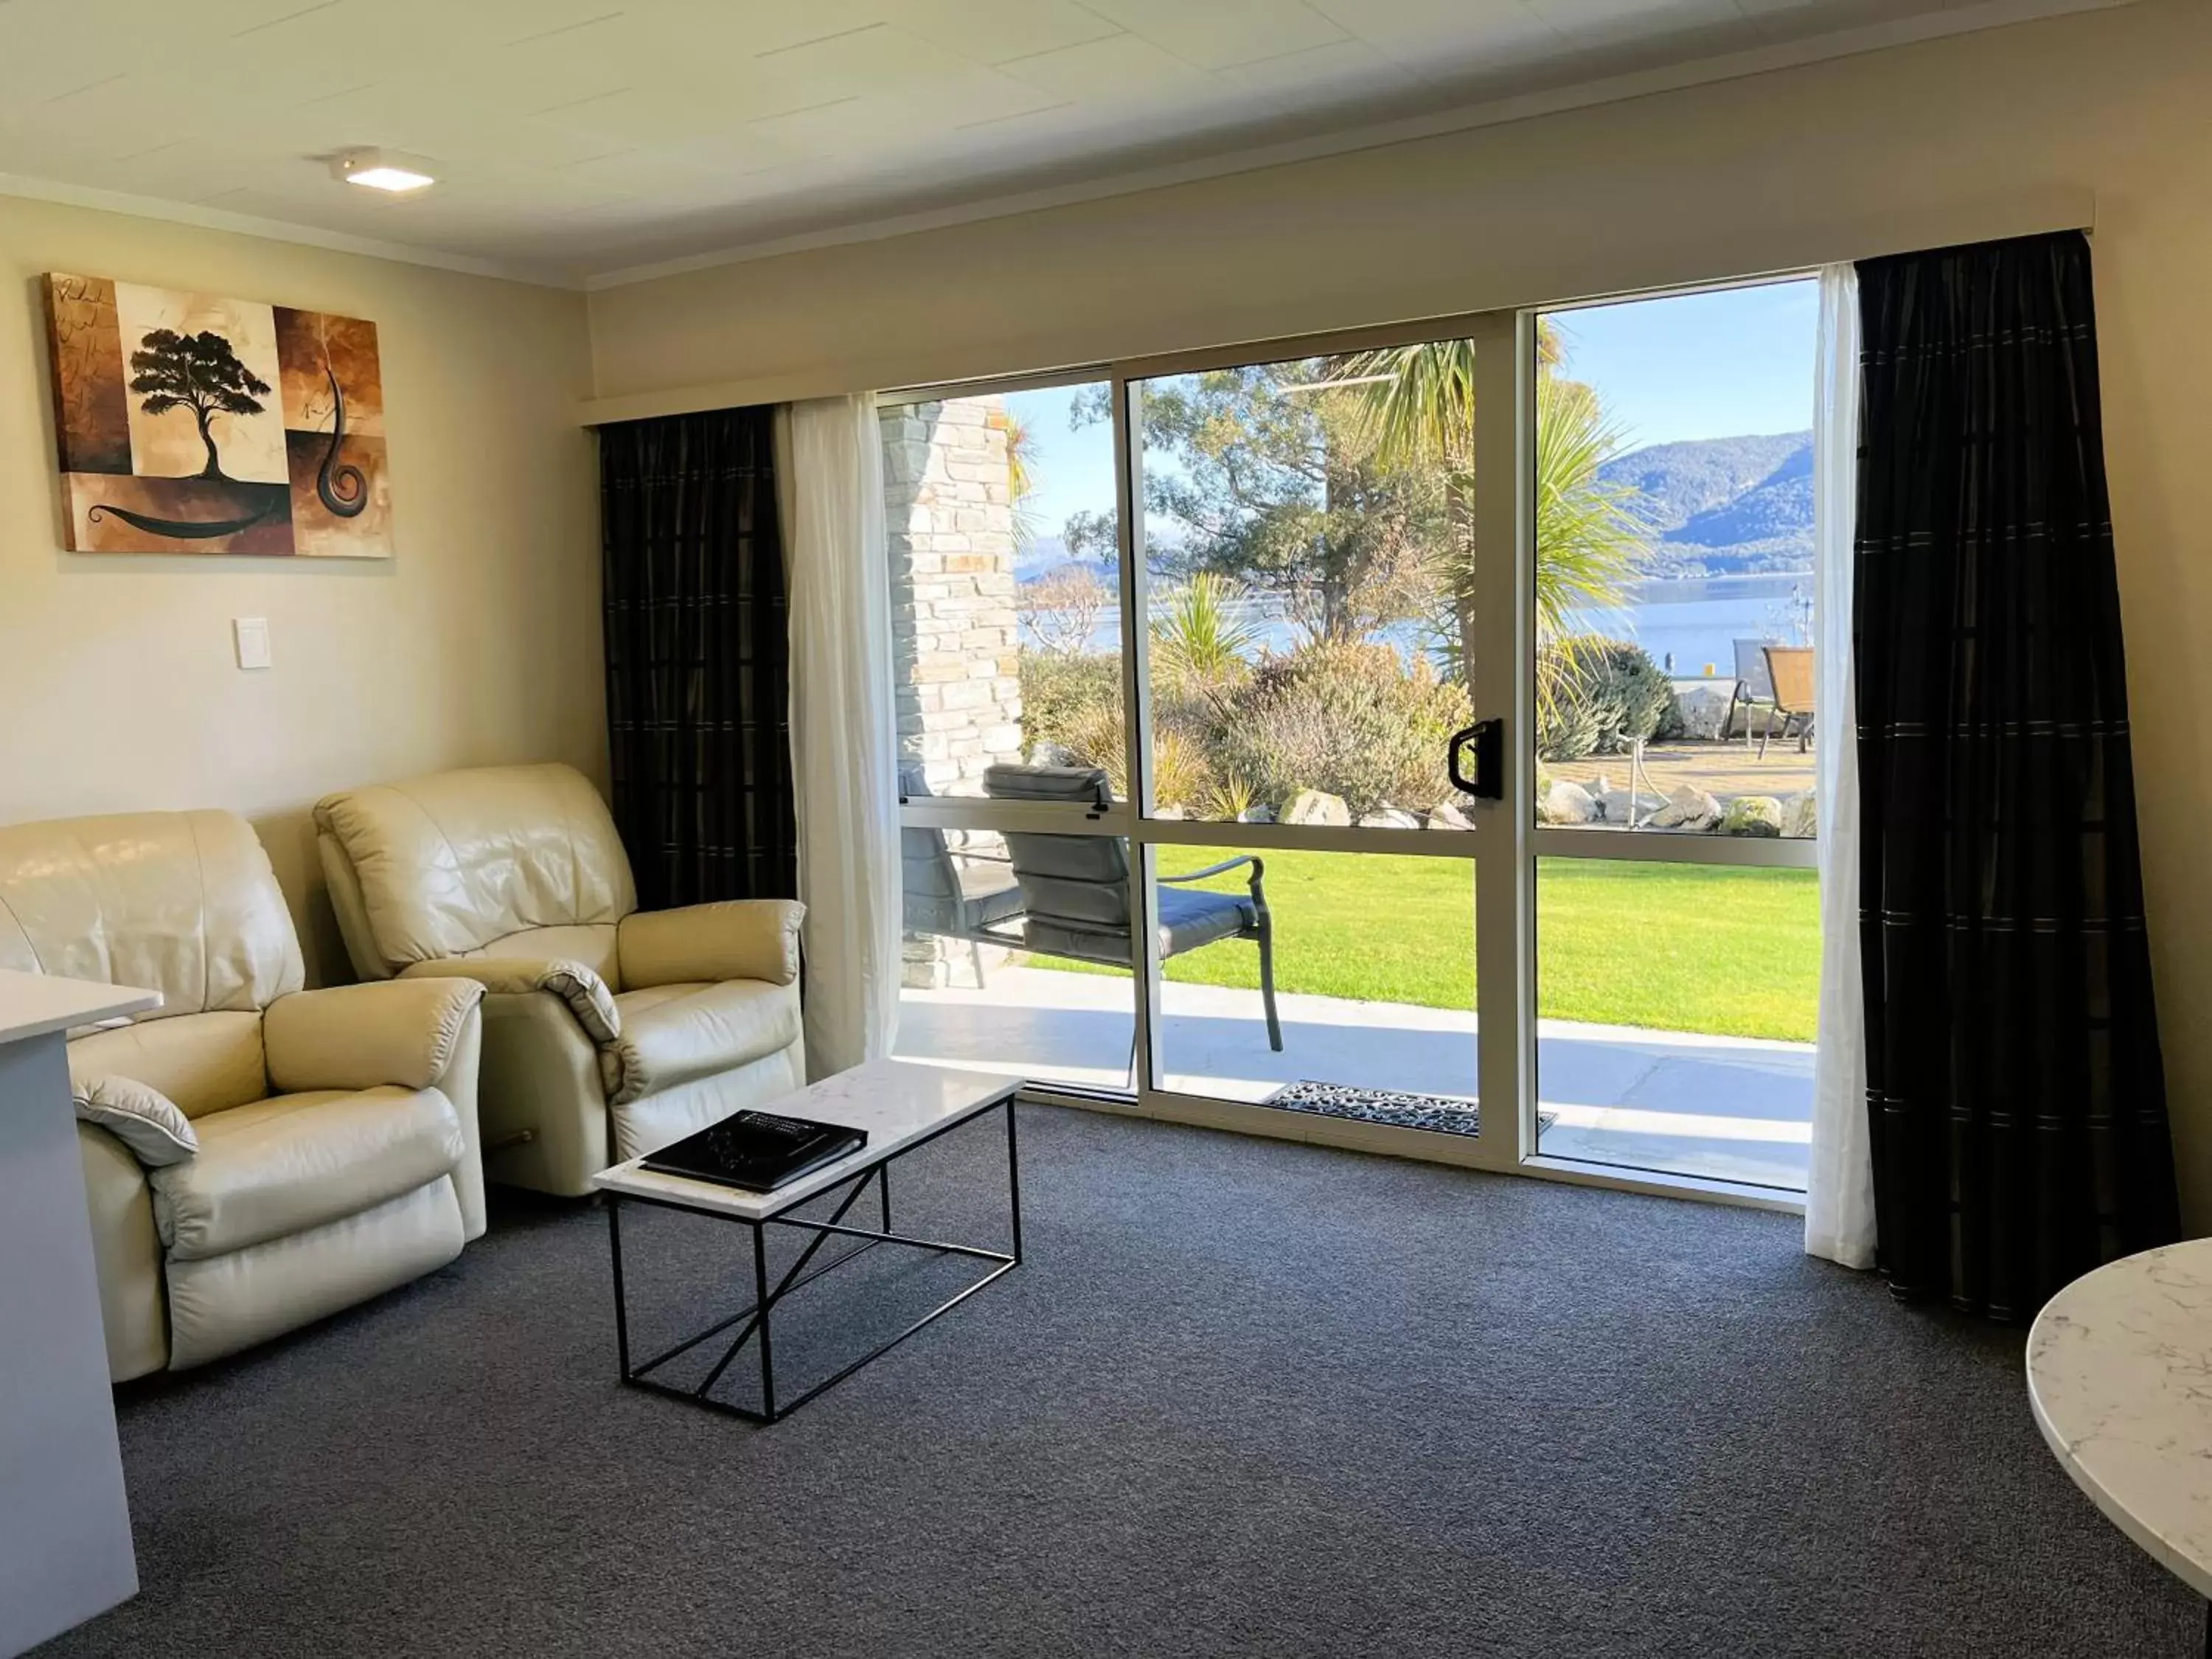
[[1447, 719, 1504, 801]]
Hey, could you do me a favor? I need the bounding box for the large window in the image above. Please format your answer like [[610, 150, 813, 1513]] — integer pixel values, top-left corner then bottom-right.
[[877, 276, 1825, 1203]]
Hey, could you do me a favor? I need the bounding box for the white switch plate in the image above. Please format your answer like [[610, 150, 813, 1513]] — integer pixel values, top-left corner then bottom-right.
[[232, 617, 272, 671]]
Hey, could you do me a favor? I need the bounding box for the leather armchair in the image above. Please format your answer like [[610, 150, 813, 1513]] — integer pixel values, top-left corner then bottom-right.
[[313, 763, 806, 1197], [0, 810, 486, 1382]]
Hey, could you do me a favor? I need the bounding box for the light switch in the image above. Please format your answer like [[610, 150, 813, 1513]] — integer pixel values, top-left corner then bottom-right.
[[232, 616, 272, 671]]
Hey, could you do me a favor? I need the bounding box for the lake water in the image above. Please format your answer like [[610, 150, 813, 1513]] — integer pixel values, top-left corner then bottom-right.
[[1571, 574, 1815, 677], [1028, 572, 1815, 677]]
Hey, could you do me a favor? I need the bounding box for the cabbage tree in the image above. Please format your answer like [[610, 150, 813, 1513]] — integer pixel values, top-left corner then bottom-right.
[[1348, 332, 1647, 717]]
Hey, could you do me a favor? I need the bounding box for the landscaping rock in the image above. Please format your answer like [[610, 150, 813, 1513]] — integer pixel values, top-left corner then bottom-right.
[[1650, 785, 1722, 831], [1239, 805, 1276, 824], [1153, 804, 1186, 820], [1538, 780, 1596, 826], [1720, 795, 1784, 837], [1027, 740, 1076, 766], [1425, 801, 1474, 830], [1590, 773, 1666, 824], [1284, 789, 1351, 827], [1671, 682, 1736, 742], [1781, 790, 1818, 839], [1360, 808, 1422, 830]]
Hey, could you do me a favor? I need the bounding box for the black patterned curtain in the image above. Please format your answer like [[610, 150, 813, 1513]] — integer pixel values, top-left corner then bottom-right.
[[599, 407, 796, 909], [1854, 230, 2177, 1321]]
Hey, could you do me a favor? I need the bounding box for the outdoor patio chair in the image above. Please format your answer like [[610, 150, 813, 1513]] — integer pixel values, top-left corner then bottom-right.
[[980, 762, 1283, 1052], [897, 765, 1026, 986], [1759, 644, 1816, 758], [1728, 639, 1777, 745]]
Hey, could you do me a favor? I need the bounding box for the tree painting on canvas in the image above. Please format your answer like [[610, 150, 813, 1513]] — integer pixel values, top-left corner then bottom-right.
[[41, 274, 392, 557]]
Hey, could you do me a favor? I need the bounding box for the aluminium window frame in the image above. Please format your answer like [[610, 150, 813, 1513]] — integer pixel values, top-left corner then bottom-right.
[[879, 268, 1823, 1215]]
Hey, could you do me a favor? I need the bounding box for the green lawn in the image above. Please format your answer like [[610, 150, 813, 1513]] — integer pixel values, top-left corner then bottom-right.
[[1037, 849, 1819, 1043]]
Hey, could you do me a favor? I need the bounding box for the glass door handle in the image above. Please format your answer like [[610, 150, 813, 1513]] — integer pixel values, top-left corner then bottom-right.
[[1447, 719, 1504, 801]]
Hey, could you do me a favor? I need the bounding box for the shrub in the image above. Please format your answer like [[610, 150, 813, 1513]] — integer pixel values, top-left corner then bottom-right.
[[1018, 651, 1120, 757], [1538, 636, 1672, 759], [1057, 703, 1129, 796], [1583, 638, 1675, 754], [1149, 726, 1215, 813], [1211, 642, 1469, 819], [1535, 690, 1601, 762], [1037, 690, 1220, 815], [1204, 771, 1259, 824]]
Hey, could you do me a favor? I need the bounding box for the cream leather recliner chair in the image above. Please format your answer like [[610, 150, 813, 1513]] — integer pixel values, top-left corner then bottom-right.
[[0, 810, 487, 1382], [313, 763, 805, 1198]]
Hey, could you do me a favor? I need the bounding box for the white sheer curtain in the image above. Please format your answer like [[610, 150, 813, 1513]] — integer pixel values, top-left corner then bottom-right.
[[777, 395, 901, 1078], [1804, 262, 1875, 1269]]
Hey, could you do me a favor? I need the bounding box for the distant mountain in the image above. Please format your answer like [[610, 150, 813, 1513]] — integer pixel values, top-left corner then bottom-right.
[[1598, 431, 1813, 577], [1015, 534, 1069, 580]]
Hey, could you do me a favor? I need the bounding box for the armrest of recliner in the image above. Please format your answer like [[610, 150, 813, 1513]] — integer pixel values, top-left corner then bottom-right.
[[617, 900, 806, 990], [71, 1074, 198, 1168], [396, 956, 621, 1044], [265, 977, 488, 1093]]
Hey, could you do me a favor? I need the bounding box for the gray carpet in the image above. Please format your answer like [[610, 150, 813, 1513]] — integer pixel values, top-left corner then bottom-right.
[[45, 1105, 2199, 1658]]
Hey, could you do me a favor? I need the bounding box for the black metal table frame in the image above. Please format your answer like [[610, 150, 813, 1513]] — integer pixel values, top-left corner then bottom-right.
[[605, 1096, 1021, 1423]]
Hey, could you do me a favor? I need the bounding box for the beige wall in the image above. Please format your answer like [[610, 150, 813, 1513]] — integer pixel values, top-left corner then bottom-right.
[[0, 197, 602, 983], [587, 0, 2212, 1220], [582, 4, 2194, 410]]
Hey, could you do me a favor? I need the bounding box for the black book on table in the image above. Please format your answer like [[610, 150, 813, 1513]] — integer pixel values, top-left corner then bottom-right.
[[640, 1110, 868, 1193]]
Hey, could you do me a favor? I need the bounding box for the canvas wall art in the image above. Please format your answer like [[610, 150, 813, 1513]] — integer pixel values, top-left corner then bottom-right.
[[42, 274, 392, 557]]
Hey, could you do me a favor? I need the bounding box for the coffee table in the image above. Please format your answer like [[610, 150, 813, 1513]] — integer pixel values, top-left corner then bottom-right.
[[2028, 1239, 2212, 1651], [591, 1058, 1022, 1423]]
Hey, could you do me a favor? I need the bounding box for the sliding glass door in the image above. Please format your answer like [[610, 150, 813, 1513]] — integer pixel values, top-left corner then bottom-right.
[[1117, 338, 1506, 1143], [1523, 281, 1820, 1194], [883, 282, 1819, 1199]]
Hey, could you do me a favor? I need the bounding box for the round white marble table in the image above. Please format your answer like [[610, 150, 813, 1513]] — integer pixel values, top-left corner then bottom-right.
[[2028, 1239, 2212, 1633]]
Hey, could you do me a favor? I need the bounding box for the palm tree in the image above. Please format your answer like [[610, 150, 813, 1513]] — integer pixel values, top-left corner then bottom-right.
[[1003, 408, 1043, 552], [1530, 375, 1646, 684], [1346, 328, 1646, 719]]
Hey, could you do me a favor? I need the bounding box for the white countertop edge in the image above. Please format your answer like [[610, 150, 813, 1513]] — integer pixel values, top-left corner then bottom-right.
[[0, 970, 161, 1047], [591, 1163, 803, 1220], [2025, 1265, 2212, 1603]]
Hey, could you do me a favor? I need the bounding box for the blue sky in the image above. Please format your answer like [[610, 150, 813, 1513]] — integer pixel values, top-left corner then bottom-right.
[[1005, 276, 1820, 544], [1004, 383, 1116, 549], [1545, 276, 1818, 453]]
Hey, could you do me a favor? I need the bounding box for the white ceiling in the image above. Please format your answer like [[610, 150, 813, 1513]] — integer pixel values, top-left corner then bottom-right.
[[0, 0, 2101, 285]]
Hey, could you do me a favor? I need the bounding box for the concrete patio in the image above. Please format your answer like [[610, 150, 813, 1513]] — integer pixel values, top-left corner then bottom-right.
[[895, 964, 1810, 1192], [1548, 740, 1814, 805]]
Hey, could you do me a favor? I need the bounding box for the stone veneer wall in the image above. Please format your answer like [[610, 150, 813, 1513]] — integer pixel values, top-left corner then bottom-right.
[[880, 395, 1024, 987], [880, 396, 1023, 794]]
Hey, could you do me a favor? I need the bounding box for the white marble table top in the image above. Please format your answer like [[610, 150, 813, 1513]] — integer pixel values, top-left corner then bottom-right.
[[0, 969, 159, 1048], [592, 1057, 1020, 1221], [2028, 1239, 2212, 1599]]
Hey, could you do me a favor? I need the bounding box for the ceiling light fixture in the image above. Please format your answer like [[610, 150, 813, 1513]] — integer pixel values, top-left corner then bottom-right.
[[329, 147, 435, 193]]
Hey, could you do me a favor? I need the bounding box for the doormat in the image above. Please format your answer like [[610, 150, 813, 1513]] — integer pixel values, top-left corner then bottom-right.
[[1263, 1080, 1556, 1139]]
